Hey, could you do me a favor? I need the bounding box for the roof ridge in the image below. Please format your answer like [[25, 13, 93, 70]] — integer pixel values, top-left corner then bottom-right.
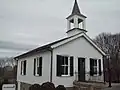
[[14, 33, 84, 59]]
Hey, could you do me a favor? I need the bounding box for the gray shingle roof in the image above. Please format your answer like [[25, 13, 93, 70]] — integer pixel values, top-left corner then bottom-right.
[[66, 0, 87, 19], [14, 32, 106, 59], [14, 33, 83, 59], [72, 0, 81, 15]]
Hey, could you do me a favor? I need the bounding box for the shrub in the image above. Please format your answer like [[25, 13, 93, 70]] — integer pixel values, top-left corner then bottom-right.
[[41, 82, 55, 89], [29, 84, 41, 90], [56, 85, 66, 90]]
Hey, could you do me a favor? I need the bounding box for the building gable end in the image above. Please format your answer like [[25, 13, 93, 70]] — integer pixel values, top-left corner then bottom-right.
[[51, 33, 105, 56]]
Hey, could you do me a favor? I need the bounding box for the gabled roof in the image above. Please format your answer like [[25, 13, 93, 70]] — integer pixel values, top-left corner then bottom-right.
[[15, 32, 106, 60], [14, 33, 82, 59], [51, 33, 106, 56]]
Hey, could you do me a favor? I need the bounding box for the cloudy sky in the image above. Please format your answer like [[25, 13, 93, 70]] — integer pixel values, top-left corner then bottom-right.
[[0, 0, 120, 57]]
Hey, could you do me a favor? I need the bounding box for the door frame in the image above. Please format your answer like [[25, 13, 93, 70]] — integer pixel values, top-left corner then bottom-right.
[[78, 57, 86, 81]]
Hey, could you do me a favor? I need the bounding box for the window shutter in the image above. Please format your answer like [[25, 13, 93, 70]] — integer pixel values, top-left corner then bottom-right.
[[38, 57, 42, 76], [24, 60, 26, 75], [90, 59, 94, 76], [99, 59, 102, 76], [34, 58, 36, 76], [56, 55, 62, 76], [70, 56, 74, 76], [21, 61, 22, 75]]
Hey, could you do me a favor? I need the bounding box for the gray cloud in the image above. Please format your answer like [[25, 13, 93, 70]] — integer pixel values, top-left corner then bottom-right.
[[0, 40, 38, 57], [0, 41, 36, 51], [0, 0, 120, 57]]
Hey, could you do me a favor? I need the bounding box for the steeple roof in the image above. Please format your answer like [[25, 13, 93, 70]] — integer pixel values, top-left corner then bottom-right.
[[72, 0, 81, 15], [66, 0, 86, 19]]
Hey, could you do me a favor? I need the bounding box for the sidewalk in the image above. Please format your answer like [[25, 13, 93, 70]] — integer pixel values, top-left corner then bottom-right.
[[103, 83, 120, 90]]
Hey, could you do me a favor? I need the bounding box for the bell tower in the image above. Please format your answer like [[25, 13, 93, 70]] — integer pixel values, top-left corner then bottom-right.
[[66, 0, 87, 37]]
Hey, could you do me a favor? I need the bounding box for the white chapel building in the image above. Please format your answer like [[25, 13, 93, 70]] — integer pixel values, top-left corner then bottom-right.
[[15, 0, 106, 89]]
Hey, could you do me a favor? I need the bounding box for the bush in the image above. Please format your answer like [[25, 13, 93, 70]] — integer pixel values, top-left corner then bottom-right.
[[41, 82, 55, 89], [29, 82, 66, 90], [29, 84, 41, 90], [0, 84, 2, 90], [3, 79, 9, 84], [56, 85, 66, 90]]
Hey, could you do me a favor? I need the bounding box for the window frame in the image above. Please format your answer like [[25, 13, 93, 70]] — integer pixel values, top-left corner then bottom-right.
[[61, 55, 70, 76], [56, 55, 74, 77], [93, 59, 97, 76], [21, 60, 26, 76], [34, 57, 42, 76], [36, 57, 39, 76], [90, 58, 98, 76]]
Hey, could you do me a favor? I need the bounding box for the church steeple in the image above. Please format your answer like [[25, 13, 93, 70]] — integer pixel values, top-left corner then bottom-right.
[[66, 0, 87, 37], [72, 0, 81, 15]]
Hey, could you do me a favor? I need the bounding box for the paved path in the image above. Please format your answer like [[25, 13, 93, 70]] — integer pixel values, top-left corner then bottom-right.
[[103, 83, 120, 90]]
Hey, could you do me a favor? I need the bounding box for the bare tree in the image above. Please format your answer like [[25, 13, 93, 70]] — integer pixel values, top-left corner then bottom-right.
[[4, 57, 16, 67], [0, 58, 5, 68], [0, 58, 5, 78], [0, 57, 17, 80], [94, 33, 120, 82]]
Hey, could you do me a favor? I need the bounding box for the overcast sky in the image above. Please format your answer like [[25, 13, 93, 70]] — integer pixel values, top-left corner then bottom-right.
[[0, 0, 120, 57]]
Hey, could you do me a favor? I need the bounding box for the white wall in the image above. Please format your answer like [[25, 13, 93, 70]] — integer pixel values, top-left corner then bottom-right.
[[52, 36, 103, 87], [17, 36, 104, 87], [17, 51, 51, 85]]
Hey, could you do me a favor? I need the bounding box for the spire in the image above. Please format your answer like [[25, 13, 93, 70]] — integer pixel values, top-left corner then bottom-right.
[[66, 0, 87, 19], [66, 0, 87, 37], [71, 0, 81, 15]]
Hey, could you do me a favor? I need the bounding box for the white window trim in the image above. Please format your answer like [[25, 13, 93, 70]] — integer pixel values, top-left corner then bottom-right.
[[93, 59, 97, 76], [34, 57, 42, 76], [91, 58, 100, 76], [21, 60, 26, 75], [21, 61, 23, 75], [35, 57, 39, 76], [61, 56, 70, 76]]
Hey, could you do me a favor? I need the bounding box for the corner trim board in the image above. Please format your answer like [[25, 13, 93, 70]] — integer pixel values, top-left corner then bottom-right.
[[50, 49, 53, 82]]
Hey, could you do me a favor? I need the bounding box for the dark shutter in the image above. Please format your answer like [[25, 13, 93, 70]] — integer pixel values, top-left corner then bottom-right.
[[56, 55, 62, 76], [90, 59, 94, 76], [24, 60, 26, 75], [38, 57, 42, 76], [70, 56, 74, 76], [99, 59, 102, 76], [34, 58, 36, 76], [21, 61, 22, 75]]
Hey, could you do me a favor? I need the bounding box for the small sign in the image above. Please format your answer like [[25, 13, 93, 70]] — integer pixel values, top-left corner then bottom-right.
[[2, 84, 16, 90]]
